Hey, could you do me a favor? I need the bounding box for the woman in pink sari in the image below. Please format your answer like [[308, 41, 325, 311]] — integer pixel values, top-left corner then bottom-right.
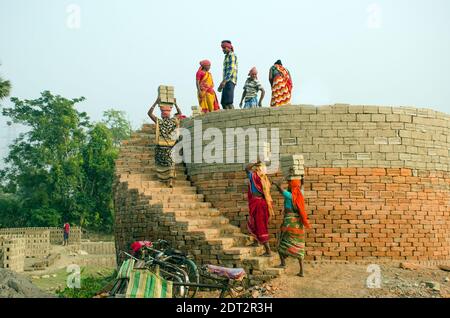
[[196, 60, 220, 113], [245, 161, 274, 257]]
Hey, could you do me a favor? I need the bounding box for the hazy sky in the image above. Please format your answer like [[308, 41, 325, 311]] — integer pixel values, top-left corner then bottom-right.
[[1, 0, 450, 134]]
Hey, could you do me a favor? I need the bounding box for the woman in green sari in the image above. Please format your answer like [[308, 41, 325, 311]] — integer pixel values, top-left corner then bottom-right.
[[273, 178, 311, 277]]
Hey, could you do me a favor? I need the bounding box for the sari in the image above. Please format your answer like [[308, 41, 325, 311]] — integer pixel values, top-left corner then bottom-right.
[[270, 64, 293, 107], [247, 170, 274, 244], [278, 181, 311, 259], [196, 68, 220, 113], [155, 117, 179, 181]]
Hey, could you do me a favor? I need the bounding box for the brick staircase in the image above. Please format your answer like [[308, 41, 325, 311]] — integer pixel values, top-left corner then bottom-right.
[[114, 124, 284, 284]]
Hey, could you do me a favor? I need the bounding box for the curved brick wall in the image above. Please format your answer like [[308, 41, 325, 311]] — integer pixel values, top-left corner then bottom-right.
[[181, 104, 450, 262]]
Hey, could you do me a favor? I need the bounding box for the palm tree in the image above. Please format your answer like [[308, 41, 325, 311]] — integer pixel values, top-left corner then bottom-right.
[[0, 64, 11, 100]]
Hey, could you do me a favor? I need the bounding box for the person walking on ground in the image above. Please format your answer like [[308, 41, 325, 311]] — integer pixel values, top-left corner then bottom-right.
[[239, 67, 265, 109], [147, 97, 183, 188], [63, 222, 70, 246], [272, 177, 311, 277], [245, 160, 274, 257], [196, 60, 220, 113], [269, 60, 293, 107], [218, 40, 238, 109]]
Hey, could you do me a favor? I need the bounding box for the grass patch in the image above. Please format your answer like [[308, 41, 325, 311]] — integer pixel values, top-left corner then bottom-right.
[[56, 267, 117, 298]]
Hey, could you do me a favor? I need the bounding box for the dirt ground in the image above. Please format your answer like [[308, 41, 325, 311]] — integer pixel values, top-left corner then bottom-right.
[[252, 258, 450, 298]]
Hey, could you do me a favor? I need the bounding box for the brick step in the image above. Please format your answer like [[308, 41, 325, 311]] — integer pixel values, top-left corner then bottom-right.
[[189, 225, 242, 240], [130, 132, 156, 138], [241, 255, 281, 271], [171, 209, 222, 218], [122, 182, 196, 194], [145, 193, 205, 202], [116, 171, 187, 180], [262, 267, 285, 276], [150, 201, 212, 209], [179, 216, 230, 228], [120, 177, 190, 187], [223, 246, 264, 258]]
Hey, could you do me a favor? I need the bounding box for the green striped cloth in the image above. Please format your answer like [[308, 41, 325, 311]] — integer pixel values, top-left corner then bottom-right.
[[126, 270, 173, 298], [117, 259, 135, 279]]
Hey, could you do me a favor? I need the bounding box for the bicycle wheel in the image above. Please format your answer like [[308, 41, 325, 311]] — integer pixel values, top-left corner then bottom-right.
[[176, 258, 200, 298]]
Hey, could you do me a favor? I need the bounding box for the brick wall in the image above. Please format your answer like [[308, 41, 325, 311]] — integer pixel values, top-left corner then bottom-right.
[[0, 236, 26, 272], [0, 227, 82, 259], [180, 105, 450, 262]]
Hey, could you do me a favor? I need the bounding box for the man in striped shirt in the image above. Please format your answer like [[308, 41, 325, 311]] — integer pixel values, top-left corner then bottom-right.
[[219, 40, 238, 109]]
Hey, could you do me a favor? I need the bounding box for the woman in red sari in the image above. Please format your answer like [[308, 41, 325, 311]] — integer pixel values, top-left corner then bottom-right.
[[196, 60, 220, 113], [245, 161, 274, 257]]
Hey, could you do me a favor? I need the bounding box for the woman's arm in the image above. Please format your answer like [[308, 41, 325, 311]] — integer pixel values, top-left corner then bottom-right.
[[174, 98, 182, 116], [147, 98, 159, 123], [258, 88, 265, 107], [272, 180, 285, 194], [196, 80, 201, 97], [239, 89, 247, 108], [269, 68, 273, 86]]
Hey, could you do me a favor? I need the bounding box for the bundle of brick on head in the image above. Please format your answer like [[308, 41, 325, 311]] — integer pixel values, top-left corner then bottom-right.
[[158, 85, 175, 116], [280, 154, 305, 180]]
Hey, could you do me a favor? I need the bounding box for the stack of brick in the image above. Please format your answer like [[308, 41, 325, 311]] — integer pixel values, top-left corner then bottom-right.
[[81, 241, 116, 255], [158, 85, 175, 105], [49, 227, 82, 246], [0, 236, 26, 272], [281, 154, 305, 180], [191, 106, 201, 117]]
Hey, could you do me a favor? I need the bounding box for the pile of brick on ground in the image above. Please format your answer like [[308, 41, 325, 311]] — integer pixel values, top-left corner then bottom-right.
[[0, 227, 82, 273]]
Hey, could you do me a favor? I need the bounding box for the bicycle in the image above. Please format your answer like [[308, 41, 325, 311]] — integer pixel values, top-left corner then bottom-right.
[[117, 240, 249, 298]]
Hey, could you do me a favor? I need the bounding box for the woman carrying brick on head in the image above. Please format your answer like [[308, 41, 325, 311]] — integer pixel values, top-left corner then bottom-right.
[[239, 67, 265, 109], [147, 97, 183, 188], [245, 160, 274, 257], [272, 177, 311, 277], [196, 60, 220, 113], [269, 60, 293, 107]]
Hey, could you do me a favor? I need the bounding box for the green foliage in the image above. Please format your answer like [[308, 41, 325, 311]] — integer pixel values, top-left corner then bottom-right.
[[101, 109, 132, 147], [80, 123, 118, 231], [0, 64, 11, 101], [56, 270, 117, 298], [0, 91, 130, 232]]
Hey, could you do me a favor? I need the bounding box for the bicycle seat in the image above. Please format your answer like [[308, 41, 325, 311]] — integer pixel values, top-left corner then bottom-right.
[[205, 265, 246, 281], [167, 248, 187, 257]]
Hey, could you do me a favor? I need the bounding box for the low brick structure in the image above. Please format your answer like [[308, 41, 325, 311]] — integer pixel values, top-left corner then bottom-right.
[[0, 237, 26, 272]]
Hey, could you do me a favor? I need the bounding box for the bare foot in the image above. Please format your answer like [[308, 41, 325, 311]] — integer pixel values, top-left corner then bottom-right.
[[276, 264, 286, 268], [297, 272, 304, 277], [250, 241, 259, 247], [262, 252, 272, 257]]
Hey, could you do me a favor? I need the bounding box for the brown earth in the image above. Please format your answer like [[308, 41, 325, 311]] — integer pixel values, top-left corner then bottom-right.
[[252, 259, 450, 298]]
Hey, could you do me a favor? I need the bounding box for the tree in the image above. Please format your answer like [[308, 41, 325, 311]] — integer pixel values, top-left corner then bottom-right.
[[1, 91, 90, 226], [0, 64, 11, 101], [101, 109, 132, 147], [1, 90, 128, 232], [80, 123, 118, 231]]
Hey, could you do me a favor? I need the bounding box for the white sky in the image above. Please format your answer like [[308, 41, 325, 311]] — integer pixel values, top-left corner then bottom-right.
[[0, 0, 449, 154]]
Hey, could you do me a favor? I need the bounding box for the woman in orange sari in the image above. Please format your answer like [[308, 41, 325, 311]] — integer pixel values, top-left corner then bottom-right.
[[269, 60, 293, 107], [196, 60, 220, 113]]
